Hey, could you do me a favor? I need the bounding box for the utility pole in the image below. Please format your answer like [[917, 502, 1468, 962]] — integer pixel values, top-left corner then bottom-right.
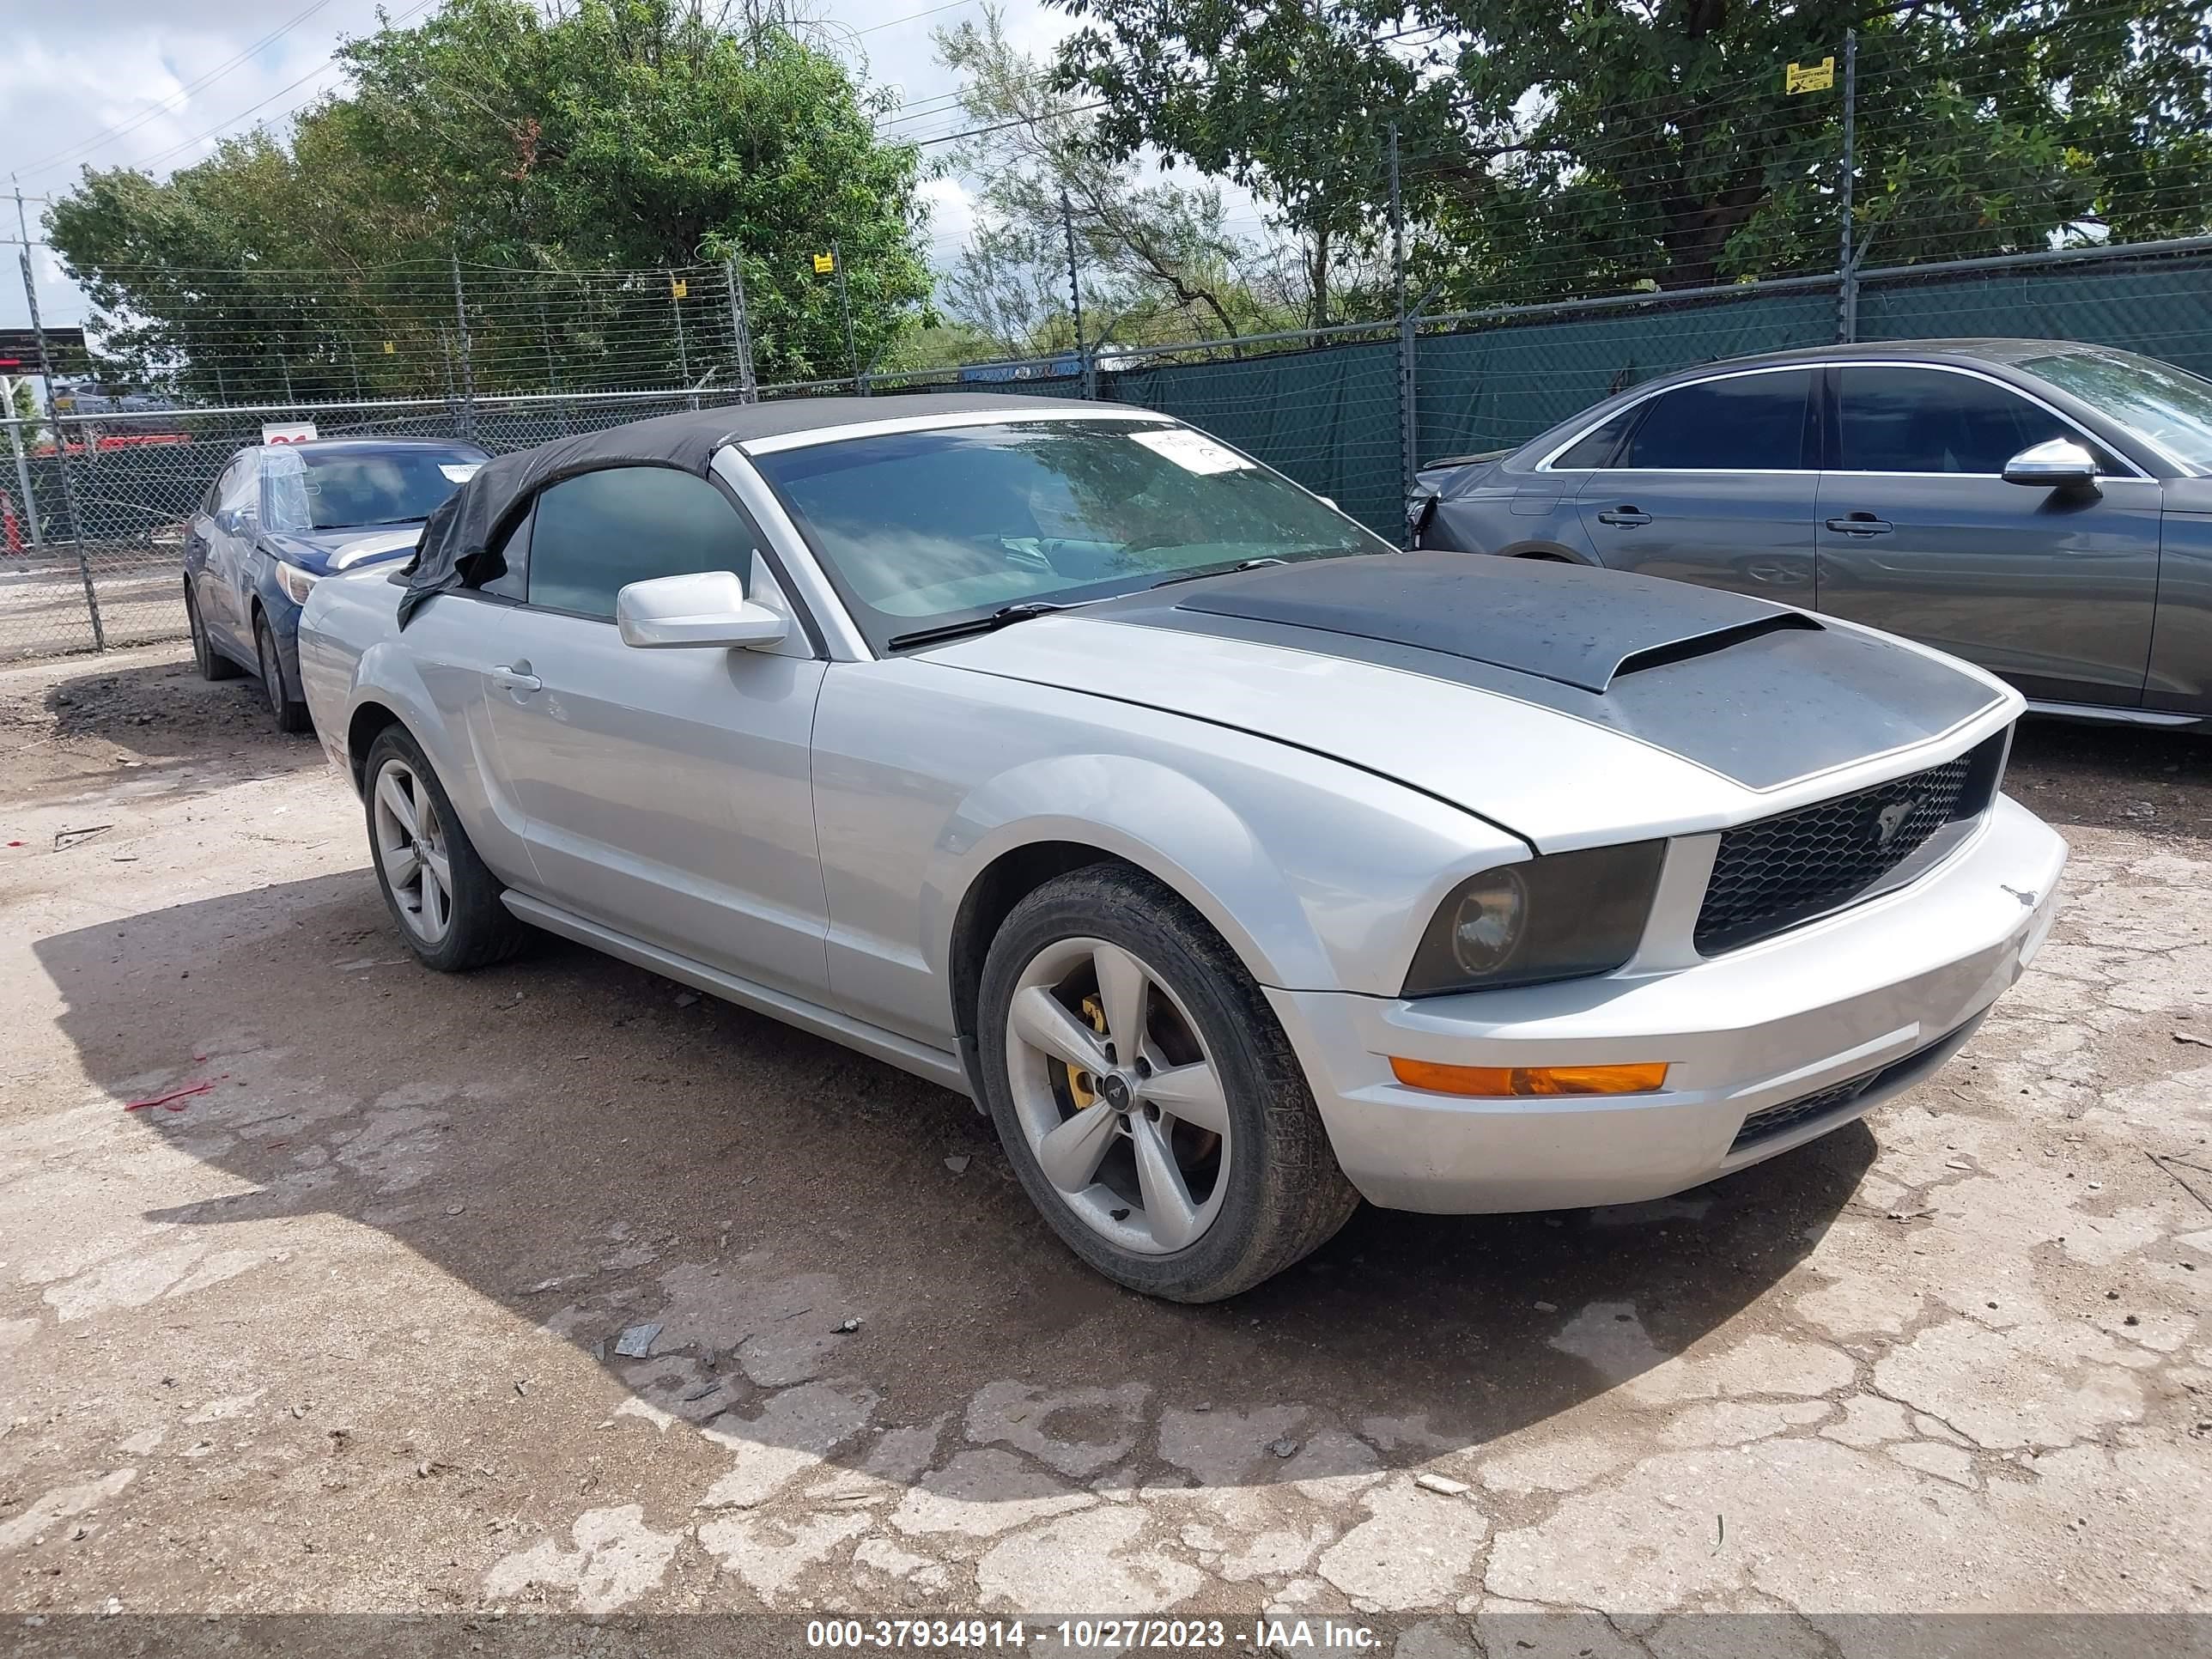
[[831, 240, 860, 393], [1060, 185, 1091, 396], [724, 258, 758, 404], [450, 252, 477, 440], [1838, 29, 1858, 343], [15, 182, 100, 647], [1389, 122, 1418, 539]]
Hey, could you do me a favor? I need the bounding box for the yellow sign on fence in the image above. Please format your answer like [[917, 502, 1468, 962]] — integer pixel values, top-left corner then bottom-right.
[[1786, 56, 1836, 94], [671, 277, 689, 300], [382, 341, 396, 355], [812, 252, 836, 275]]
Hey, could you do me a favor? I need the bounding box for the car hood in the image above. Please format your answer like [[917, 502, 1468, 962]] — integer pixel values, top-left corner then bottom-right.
[[924, 553, 2016, 852], [261, 525, 423, 576]]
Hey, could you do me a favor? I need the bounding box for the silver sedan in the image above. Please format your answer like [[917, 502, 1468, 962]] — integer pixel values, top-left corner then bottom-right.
[[300, 395, 2066, 1301]]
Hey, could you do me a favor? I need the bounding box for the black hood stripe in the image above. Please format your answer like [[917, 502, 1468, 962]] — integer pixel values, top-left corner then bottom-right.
[[1143, 550, 1810, 694], [1091, 560, 2002, 793]]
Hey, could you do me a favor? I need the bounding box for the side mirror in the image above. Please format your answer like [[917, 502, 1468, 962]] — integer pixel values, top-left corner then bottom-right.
[[2002, 438, 2099, 491], [616, 569, 790, 651]]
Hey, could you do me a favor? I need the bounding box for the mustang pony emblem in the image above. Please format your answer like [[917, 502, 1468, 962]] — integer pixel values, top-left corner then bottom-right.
[[1872, 799, 1918, 847]]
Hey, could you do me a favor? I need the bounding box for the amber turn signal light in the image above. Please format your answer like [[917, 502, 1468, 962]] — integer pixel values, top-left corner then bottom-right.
[[1387, 1058, 1670, 1097]]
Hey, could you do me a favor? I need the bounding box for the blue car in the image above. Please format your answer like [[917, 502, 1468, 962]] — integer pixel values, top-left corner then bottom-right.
[[184, 437, 489, 731]]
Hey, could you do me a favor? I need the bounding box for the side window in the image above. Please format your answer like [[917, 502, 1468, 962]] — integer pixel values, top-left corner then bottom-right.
[[525, 466, 749, 620], [1621, 370, 1815, 471], [477, 505, 532, 602], [1836, 367, 2081, 475], [1549, 405, 1643, 470], [217, 454, 259, 521]]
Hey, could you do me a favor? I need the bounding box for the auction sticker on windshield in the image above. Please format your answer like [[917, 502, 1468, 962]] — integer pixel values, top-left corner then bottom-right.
[[1128, 426, 1253, 474]]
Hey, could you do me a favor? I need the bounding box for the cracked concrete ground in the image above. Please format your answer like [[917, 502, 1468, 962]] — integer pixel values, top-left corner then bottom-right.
[[2, 645, 2209, 1643]]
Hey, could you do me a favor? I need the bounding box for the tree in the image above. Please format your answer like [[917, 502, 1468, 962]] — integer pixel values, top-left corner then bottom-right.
[[46, 0, 937, 401], [933, 9, 1310, 354], [1053, 0, 1446, 331], [1048, 0, 2212, 311]]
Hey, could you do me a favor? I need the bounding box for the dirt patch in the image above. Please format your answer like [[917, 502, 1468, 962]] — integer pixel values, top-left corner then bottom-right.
[[2, 667, 2207, 1626]]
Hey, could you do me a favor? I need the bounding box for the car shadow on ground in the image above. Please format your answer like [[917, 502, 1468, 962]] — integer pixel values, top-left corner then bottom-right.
[[2007, 716, 2209, 842], [30, 655, 314, 763], [33, 869, 1875, 1498]]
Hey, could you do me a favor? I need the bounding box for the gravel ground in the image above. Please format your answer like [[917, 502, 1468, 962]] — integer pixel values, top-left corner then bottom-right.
[[2, 644, 2209, 1650]]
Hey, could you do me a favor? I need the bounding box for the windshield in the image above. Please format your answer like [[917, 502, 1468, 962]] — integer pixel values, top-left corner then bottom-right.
[[264, 444, 487, 532], [751, 418, 1389, 649], [2021, 350, 2212, 472]]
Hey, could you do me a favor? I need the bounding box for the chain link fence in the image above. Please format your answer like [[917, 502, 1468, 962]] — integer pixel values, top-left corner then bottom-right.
[[6, 237, 2210, 662]]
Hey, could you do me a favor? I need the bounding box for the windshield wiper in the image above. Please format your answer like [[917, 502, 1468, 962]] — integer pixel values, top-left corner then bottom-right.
[[1147, 556, 1290, 592], [886, 601, 1073, 652]]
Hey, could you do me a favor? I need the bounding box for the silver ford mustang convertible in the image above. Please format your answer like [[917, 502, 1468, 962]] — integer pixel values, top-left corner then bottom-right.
[[299, 394, 2067, 1301]]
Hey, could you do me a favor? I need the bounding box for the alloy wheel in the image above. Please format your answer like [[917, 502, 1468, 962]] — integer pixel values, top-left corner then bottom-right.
[[1003, 936, 1232, 1255], [370, 757, 454, 945]]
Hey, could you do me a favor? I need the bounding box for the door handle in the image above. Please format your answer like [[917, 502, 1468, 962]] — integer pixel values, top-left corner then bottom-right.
[[1596, 507, 1652, 527], [1825, 514, 1893, 536], [491, 663, 542, 693]]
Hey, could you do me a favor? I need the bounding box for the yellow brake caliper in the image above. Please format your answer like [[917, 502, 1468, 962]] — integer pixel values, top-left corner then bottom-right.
[[1063, 994, 1109, 1107]]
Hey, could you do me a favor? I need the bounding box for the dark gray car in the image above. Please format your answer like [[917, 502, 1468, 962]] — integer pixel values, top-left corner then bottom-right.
[[1409, 339, 2212, 728]]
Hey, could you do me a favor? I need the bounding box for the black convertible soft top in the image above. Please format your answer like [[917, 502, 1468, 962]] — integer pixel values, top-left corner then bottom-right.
[[398, 392, 1066, 625]]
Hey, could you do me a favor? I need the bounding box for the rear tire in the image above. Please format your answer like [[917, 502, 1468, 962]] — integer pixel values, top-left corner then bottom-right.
[[362, 725, 530, 973], [977, 864, 1359, 1302], [186, 583, 241, 681], [255, 612, 313, 733]]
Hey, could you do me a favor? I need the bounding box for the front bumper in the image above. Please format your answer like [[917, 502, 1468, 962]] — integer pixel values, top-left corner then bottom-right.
[[1270, 794, 2066, 1213]]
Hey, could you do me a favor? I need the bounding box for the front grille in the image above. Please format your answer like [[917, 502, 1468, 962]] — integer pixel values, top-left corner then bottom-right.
[[1730, 1024, 1966, 1152], [1694, 733, 2007, 957]]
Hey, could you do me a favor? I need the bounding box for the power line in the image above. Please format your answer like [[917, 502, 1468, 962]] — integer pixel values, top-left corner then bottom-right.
[[71, 0, 441, 180], [15, 0, 342, 179]]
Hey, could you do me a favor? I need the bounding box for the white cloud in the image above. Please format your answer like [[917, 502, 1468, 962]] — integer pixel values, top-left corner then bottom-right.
[[0, 1, 1134, 348]]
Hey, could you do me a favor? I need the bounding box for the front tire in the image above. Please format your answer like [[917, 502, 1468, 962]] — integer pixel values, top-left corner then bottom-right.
[[362, 726, 530, 973], [254, 613, 313, 733], [977, 865, 1359, 1302]]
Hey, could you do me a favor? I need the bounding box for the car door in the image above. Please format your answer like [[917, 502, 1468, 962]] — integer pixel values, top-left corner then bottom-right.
[[474, 463, 833, 998], [1572, 367, 1820, 601], [1814, 364, 2163, 707], [201, 451, 262, 649], [183, 465, 228, 633]]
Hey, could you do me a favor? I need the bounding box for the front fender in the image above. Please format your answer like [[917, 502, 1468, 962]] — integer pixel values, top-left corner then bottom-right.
[[921, 739, 1525, 1000], [922, 754, 1311, 990]]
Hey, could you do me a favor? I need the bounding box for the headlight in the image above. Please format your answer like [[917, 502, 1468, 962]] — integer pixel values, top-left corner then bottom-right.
[[1402, 841, 1667, 997], [1447, 868, 1525, 975], [275, 562, 319, 604]]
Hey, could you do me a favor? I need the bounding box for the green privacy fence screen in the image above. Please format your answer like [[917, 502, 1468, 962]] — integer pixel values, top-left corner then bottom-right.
[[1089, 249, 2212, 538], [10, 243, 2209, 659]]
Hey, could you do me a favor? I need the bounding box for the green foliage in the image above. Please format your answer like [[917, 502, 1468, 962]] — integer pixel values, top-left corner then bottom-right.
[[1050, 0, 2212, 310], [46, 0, 934, 400], [1054, 0, 1443, 327], [933, 10, 1317, 353]]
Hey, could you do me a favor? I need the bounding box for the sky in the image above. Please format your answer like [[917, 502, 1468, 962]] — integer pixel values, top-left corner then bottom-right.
[[0, 0, 1087, 339]]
